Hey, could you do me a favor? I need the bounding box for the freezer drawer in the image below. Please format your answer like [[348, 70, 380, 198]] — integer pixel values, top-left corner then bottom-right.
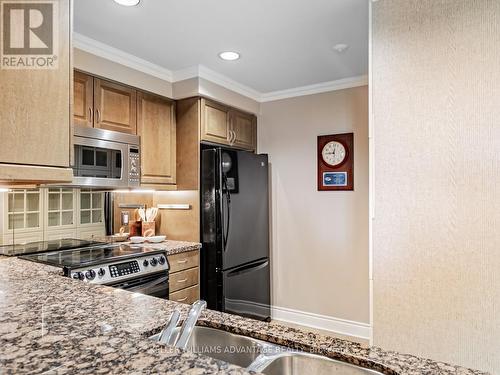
[[223, 258, 270, 320]]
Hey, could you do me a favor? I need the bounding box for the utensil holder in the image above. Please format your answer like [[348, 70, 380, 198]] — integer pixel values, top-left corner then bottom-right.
[[142, 221, 156, 237]]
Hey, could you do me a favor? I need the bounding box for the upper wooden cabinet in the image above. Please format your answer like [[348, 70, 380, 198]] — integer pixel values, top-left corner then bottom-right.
[[200, 98, 256, 151], [200, 99, 231, 144], [0, 0, 73, 185], [94, 79, 137, 134], [230, 110, 256, 151], [73, 72, 137, 134], [137, 92, 176, 186], [73, 71, 93, 128]]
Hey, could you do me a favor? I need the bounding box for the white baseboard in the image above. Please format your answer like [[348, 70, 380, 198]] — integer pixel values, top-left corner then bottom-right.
[[271, 305, 371, 340]]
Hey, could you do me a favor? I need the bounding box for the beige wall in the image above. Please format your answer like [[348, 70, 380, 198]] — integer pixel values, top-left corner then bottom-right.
[[372, 1, 500, 373], [259, 86, 369, 325]]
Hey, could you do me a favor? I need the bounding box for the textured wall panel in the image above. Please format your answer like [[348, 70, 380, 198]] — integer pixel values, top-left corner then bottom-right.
[[372, 1, 500, 373]]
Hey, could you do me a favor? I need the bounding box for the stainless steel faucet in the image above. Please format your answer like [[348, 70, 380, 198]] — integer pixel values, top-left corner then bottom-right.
[[157, 310, 181, 345], [174, 300, 207, 350]]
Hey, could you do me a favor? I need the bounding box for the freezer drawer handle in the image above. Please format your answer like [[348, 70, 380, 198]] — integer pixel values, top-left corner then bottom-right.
[[227, 259, 269, 278]]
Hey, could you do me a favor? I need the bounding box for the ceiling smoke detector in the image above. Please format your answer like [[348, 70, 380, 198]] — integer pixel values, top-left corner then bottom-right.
[[333, 43, 349, 53]]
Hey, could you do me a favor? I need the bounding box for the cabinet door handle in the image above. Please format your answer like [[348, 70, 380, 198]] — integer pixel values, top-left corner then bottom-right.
[[89, 107, 93, 123], [95, 108, 101, 123], [177, 278, 188, 283]]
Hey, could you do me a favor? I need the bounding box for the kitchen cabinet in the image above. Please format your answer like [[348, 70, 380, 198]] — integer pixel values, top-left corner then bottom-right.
[[137, 92, 176, 186], [73, 72, 137, 134], [168, 250, 200, 304], [200, 98, 231, 145], [73, 71, 94, 128], [200, 98, 256, 151], [230, 109, 256, 151], [0, 0, 73, 185], [93, 79, 137, 134]]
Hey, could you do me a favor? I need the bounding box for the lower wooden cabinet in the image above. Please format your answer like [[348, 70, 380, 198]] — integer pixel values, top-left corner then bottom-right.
[[137, 92, 176, 187], [168, 250, 200, 304]]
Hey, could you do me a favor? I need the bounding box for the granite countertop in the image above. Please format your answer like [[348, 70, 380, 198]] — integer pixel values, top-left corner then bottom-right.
[[0, 255, 488, 374], [123, 239, 202, 256]]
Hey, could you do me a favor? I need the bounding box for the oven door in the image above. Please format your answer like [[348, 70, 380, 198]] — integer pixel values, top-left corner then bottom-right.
[[108, 271, 169, 299]]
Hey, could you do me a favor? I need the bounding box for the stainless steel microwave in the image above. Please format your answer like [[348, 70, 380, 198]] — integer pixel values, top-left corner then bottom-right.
[[71, 126, 140, 189]]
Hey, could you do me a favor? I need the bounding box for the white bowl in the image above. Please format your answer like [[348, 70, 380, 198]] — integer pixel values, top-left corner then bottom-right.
[[147, 235, 166, 243], [130, 236, 145, 244]]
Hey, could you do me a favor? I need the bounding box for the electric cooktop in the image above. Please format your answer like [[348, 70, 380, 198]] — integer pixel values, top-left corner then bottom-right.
[[0, 238, 105, 257], [19, 243, 166, 268]]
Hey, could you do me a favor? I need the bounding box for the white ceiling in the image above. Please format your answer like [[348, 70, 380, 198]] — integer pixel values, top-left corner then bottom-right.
[[74, 0, 368, 94]]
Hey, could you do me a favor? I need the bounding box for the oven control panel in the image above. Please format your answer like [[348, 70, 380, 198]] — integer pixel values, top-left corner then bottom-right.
[[69, 253, 168, 285], [110, 260, 140, 278]]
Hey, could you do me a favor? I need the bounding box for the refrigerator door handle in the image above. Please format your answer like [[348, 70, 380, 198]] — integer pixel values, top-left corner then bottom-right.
[[226, 259, 269, 278], [222, 174, 231, 252]]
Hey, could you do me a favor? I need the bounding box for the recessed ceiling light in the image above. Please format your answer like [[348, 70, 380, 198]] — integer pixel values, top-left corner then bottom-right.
[[219, 51, 240, 61], [113, 0, 140, 6], [333, 43, 349, 53]]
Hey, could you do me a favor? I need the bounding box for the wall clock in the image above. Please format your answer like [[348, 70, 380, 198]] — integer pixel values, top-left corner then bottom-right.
[[317, 133, 354, 191]]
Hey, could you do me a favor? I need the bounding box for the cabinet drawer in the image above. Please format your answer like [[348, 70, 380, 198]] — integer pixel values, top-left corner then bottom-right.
[[169, 267, 199, 293], [168, 250, 199, 273], [169, 285, 199, 305]]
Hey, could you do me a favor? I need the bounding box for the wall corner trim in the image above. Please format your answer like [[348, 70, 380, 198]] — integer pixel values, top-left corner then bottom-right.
[[73, 32, 174, 82], [260, 75, 369, 102], [271, 305, 372, 340]]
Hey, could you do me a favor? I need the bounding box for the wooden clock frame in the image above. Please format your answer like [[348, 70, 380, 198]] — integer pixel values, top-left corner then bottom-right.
[[317, 133, 354, 191]]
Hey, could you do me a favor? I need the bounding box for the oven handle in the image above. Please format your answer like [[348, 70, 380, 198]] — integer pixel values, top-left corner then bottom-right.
[[120, 275, 169, 292]]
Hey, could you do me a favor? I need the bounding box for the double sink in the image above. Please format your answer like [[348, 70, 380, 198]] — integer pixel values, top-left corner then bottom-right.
[[151, 326, 383, 374]]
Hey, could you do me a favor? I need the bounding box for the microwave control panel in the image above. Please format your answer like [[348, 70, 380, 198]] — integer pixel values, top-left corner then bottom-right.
[[129, 146, 140, 185]]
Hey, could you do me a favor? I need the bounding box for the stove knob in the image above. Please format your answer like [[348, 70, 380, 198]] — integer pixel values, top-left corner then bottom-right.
[[73, 272, 84, 280], [85, 270, 96, 280], [98, 268, 105, 277], [150, 257, 158, 266], [158, 256, 166, 265], [143, 259, 149, 267]]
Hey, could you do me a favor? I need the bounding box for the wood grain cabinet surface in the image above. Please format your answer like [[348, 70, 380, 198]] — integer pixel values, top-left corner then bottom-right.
[[230, 109, 256, 151], [93, 79, 137, 134], [137, 92, 176, 186], [200, 98, 231, 145], [73, 71, 94, 128], [200, 98, 256, 151], [168, 250, 199, 304], [0, 0, 73, 184]]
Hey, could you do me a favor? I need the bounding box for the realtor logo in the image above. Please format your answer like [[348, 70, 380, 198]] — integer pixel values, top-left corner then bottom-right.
[[1, 0, 58, 69]]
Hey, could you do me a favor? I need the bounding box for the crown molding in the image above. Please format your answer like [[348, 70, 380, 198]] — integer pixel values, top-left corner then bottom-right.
[[197, 65, 262, 102], [73, 33, 367, 103], [73, 32, 174, 82], [260, 75, 369, 102]]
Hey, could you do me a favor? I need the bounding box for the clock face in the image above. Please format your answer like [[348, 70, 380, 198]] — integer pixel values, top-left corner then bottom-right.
[[321, 141, 346, 166]]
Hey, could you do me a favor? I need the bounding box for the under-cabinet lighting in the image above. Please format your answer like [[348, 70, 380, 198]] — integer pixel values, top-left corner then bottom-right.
[[114, 189, 156, 194]]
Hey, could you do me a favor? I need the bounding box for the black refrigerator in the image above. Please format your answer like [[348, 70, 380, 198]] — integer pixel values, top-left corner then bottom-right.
[[200, 146, 270, 321]]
